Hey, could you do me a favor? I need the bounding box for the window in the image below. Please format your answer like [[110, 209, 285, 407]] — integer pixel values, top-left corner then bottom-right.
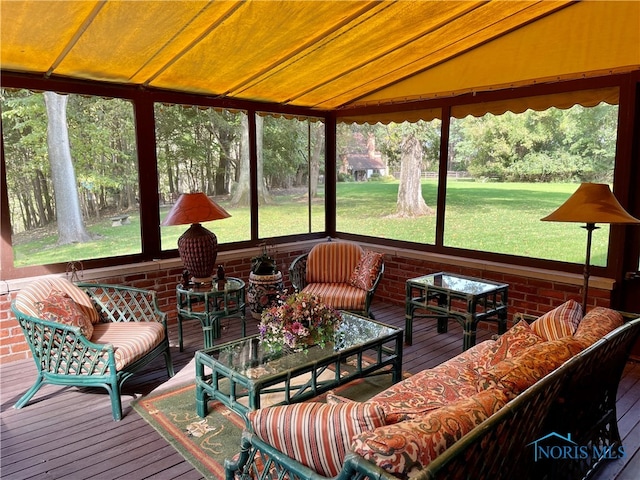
[[446, 102, 619, 265], [258, 113, 326, 238], [154, 103, 249, 249], [2, 89, 140, 267], [336, 120, 441, 244]]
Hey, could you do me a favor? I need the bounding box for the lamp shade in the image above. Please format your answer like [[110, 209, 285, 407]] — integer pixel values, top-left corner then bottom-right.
[[162, 193, 231, 283], [541, 183, 640, 225], [161, 192, 230, 226]]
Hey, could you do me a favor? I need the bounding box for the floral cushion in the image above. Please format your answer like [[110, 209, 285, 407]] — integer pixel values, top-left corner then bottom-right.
[[368, 362, 482, 423], [476, 336, 584, 398], [530, 299, 582, 341], [574, 307, 624, 347], [248, 401, 386, 477], [35, 290, 94, 339], [349, 250, 383, 290], [351, 387, 509, 477], [481, 320, 544, 369]]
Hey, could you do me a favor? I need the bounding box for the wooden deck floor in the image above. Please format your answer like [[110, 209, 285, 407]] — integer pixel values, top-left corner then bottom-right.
[[1, 301, 639, 479]]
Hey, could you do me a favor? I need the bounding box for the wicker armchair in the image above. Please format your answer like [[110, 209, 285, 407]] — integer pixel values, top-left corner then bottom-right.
[[289, 240, 384, 318], [11, 278, 174, 421]]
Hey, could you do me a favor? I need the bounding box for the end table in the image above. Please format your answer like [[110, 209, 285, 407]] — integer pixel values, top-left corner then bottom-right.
[[176, 277, 246, 351], [405, 272, 508, 351]]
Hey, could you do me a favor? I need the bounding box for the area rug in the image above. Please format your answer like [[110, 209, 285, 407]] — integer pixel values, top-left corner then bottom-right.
[[133, 372, 402, 479]]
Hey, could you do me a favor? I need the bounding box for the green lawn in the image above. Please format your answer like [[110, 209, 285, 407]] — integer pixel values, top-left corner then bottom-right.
[[12, 181, 605, 267]]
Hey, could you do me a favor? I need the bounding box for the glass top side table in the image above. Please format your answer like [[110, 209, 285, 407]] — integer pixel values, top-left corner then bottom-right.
[[176, 277, 246, 351], [405, 272, 508, 351]]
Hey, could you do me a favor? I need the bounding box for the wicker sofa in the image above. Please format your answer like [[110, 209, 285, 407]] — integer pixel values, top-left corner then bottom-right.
[[11, 277, 174, 421], [225, 302, 640, 480], [289, 240, 384, 318]]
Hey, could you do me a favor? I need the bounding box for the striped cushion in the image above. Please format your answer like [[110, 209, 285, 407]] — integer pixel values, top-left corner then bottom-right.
[[91, 322, 165, 370], [15, 277, 100, 325], [531, 300, 582, 341], [306, 242, 364, 284], [248, 401, 386, 477], [301, 283, 367, 311]]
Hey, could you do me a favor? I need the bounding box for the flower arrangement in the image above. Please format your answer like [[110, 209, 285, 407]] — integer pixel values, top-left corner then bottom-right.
[[258, 292, 342, 354]]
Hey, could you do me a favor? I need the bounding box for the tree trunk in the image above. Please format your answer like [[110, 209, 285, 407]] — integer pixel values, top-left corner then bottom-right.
[[231, 113, 270, 207], [44, 92, 92, 244], [394, 134, 434, 218], [309, 121, 323, 198]]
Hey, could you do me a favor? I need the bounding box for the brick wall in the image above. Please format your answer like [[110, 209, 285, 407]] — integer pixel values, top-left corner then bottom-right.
[[0, 241, 611, 365]]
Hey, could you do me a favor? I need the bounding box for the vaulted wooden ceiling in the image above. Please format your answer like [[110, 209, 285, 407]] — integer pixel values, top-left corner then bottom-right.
[[1, 1, 639, 112]]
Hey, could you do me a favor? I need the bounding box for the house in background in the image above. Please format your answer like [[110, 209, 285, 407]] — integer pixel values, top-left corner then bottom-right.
[[339, 133, 387, 181]]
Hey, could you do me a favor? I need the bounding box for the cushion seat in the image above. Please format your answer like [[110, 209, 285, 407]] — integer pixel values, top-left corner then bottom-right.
[[301, 283, 368, 311], [91, 322, 166, 370]]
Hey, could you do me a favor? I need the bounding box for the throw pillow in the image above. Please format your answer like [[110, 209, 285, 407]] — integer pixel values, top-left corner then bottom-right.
[[349, 250, 383, 291], [248, 401, 386, 477], [481, 320, 544, 369], [531, 299, 582, 341], [574, 307, 624, 347], [476, 336, 584, 398], [35, 290, 94, 339], [351, 387, 509, 476]]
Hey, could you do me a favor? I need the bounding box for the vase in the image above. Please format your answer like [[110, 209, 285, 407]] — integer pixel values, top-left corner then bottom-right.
[[248, 271, 284, 319]]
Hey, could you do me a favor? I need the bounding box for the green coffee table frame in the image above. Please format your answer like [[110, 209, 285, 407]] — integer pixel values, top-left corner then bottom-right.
[[405, 272, 508, 351], [176, 278, 246, 352], [194, 312, 403, 421]]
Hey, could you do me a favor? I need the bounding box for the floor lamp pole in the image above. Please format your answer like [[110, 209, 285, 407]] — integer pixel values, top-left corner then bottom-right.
[[581, 222, 598, 314]]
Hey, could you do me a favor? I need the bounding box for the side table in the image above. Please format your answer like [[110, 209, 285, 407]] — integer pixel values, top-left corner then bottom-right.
[[405, 272, 508, 351], [176, 277, 246, 351]]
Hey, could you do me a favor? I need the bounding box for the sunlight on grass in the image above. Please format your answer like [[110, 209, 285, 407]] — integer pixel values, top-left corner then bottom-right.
[[12, 181, 606, 267]]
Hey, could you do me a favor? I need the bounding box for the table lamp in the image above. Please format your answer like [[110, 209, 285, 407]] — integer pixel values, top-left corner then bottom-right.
[[162, 192, 231, 284], [541, 183, 639, 313]]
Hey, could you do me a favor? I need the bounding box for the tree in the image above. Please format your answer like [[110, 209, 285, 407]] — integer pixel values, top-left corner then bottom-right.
[[43, 92, 92, 244], [231, 113, 270, 206], [393, 133, 434, 218], [309, 121, 324, 198]]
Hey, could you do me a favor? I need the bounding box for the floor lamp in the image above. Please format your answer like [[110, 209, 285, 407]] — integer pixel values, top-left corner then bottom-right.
[[541, 183, 640, 313]]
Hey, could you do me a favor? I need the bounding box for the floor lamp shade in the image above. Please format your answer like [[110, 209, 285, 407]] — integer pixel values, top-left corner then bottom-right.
[[541, 183, 640, 313], [162, 193, 231, 282]]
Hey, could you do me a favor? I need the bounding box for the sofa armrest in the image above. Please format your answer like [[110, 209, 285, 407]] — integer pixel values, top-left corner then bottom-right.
[[225, 430, 400, 480]]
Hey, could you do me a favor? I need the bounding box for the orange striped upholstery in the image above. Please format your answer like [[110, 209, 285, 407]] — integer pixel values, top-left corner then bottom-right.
[[15, 277, 100, 325], [302, 283, 367, 311], [91, 322, 166, 370], [248, 401, 386, 477], [306, 242, 364, 284]]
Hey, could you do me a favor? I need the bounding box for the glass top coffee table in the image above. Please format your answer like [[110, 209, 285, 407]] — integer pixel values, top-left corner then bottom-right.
[[194, 312, 403, 420], [405, 272, 508, 351]]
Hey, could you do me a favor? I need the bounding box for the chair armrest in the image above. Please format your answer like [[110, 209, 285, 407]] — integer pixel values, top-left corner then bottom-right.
[[77, 283, 167, 326], [289, 253, 308, 292]]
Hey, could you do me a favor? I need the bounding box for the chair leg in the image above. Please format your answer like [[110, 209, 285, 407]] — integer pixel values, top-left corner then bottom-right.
[[107, 381, 123, 421], [14, 373, 45, 409], [164, 347, 175, 377]]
